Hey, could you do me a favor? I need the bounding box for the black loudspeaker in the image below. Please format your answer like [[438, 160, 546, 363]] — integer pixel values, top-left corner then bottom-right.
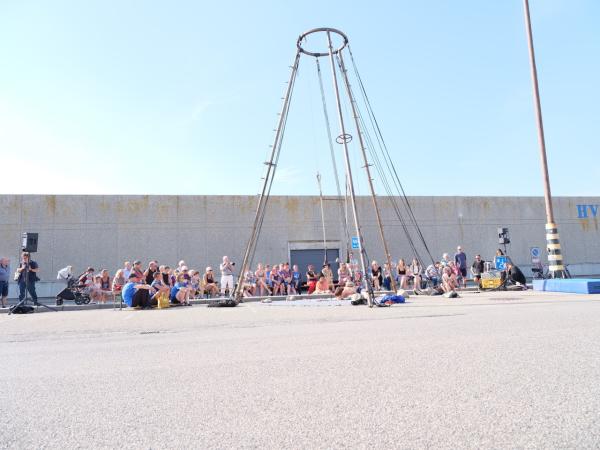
[[497, 227, 510, 245], [22, 232, 39, 253]]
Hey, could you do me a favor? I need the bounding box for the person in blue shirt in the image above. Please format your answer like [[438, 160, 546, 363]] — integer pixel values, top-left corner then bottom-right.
[[0, 257, 10, 308], [454, 246, 468, 288], [170, 274, 192, 306], [122, 273, 153, 309], [291, 264, 301, 294]]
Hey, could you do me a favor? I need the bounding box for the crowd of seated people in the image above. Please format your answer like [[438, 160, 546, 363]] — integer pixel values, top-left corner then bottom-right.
[[66, 245, 516, 307]]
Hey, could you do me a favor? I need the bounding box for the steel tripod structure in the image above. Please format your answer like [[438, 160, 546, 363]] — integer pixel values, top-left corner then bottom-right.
[[232, 28, 398, 306]]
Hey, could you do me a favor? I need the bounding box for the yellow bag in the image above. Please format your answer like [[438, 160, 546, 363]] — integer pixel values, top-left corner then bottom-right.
[[157, 292, 170, 309]]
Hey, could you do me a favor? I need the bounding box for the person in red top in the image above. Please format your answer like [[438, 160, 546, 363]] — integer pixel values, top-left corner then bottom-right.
[[306, 265, 318, 294]]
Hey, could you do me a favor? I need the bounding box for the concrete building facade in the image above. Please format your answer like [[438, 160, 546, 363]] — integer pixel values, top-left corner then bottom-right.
[[1, 195, 599, 297]]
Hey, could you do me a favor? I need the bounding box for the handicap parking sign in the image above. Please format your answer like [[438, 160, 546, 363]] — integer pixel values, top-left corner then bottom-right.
[[351, 236, 359, 250], [495, 255, 507, 270]]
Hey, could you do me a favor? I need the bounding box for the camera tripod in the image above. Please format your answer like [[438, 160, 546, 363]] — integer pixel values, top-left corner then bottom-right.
[[8, 261, 56, 315]]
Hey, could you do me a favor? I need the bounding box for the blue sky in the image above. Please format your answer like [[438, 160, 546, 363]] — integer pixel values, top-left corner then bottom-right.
[[1, 0, 598, 196]]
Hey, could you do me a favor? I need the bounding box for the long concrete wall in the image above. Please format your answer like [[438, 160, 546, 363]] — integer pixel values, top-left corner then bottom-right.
[[1, 195, 599, 297]]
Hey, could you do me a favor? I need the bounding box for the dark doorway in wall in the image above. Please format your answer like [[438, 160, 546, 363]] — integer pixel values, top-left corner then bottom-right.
[[290, 249, 340, 283]]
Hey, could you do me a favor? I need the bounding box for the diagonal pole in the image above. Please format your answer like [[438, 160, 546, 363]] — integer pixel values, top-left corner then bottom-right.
[[325, 31, 374, 306], [337, 50, 397, 292], [232, 50, 302, 301], [523, 0, 567, 278]]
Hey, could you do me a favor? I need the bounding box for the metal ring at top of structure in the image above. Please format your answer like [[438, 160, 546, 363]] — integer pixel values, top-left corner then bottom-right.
[[297, 27, 349, 58]]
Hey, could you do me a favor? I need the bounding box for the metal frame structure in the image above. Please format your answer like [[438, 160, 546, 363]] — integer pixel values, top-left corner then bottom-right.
[[232, 28, 399, 306]]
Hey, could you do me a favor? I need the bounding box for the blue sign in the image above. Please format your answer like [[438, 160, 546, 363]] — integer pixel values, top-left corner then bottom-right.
[[577, 204, 599, 218], [495, 256, 507, 270], [530, 247, 541, 264], [351, 236, 359, 250]]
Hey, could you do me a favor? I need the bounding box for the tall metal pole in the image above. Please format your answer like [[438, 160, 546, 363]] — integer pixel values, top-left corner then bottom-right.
[[316, 172, 328, 264], [326, 31, 374, 306], [337, 51, 397, 292], [523, 0, 566, 278], [232, 51, 302, 301]]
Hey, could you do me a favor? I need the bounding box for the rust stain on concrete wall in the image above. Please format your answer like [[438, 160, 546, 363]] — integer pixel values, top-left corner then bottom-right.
[[46, 196, 56, 215]]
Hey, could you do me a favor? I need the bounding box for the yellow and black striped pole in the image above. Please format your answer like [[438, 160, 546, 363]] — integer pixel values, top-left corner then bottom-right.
[[524, 0, 568, 279], [545, 223, 566, 277]]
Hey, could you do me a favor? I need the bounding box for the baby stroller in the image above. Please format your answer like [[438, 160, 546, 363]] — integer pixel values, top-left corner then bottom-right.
[[56, 278, 92, 306]]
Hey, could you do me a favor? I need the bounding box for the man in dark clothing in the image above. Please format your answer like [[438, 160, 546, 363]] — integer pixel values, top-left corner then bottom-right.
[[506, 262, 527, 287], [17, 252, 39, 304], [471, 254, 485, 288]]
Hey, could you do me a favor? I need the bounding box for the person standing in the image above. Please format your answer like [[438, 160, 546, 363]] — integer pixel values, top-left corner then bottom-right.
[[0, 257, 10, 308], [454, 246, 468, 288], [219, 256, 235, 295], [471, 254, 485, 290], [17, 252, 39, 304]]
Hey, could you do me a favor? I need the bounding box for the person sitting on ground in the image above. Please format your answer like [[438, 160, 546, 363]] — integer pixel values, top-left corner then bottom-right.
[[112, 268, 126, 293], [505, 261, 527, 288], [409, 258, 422, 291], [150, 271, 170, 304], [396, 258, 409, 289], [144, 261, 158, 285], [425, 262, 441, 287], [0, 257, 10, 308], [270, 264, 284, 295], [242, 270, 256, 297], [122, 273, 153, 309], [122, 261, 132, 280], [471, 254, 485, 289], [170, 273, 193, 306], [78, 267, 95, 288], [291, 264, 301, 294], [448, 261, 462, 289], [335, 281, 357, 299], [440, 253, 451, 267], [321, 263, 334, 291], [279, 262, 292, 295], [382, 262, 392, 291], [97, 269, 112, 303], [306, 264, 318, 294], [441, 266, 458, 293], [132, 260, 144, 280], [189, 270, 201, 298], [254, 263, 271, 296], [313, 275, 331, 295], [161, 266, 174, 287], [371, 261, 383, 290], [338, 262, 352, 287], [202, 267, 219, 298]]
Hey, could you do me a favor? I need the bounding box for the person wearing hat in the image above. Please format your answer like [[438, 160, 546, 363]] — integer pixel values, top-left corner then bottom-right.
[[122, 273, 153, 309]]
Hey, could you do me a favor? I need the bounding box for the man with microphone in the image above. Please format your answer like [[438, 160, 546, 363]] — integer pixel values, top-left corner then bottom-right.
[[17, 252, 39, 305]]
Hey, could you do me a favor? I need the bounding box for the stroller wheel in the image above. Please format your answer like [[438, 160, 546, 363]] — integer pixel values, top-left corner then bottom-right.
[[74, 298, 83, 305], [83, 296, 91, 304]]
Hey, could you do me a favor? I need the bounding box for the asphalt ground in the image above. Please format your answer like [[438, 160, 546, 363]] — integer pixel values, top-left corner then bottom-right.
[[2, 290, 600, 449]]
